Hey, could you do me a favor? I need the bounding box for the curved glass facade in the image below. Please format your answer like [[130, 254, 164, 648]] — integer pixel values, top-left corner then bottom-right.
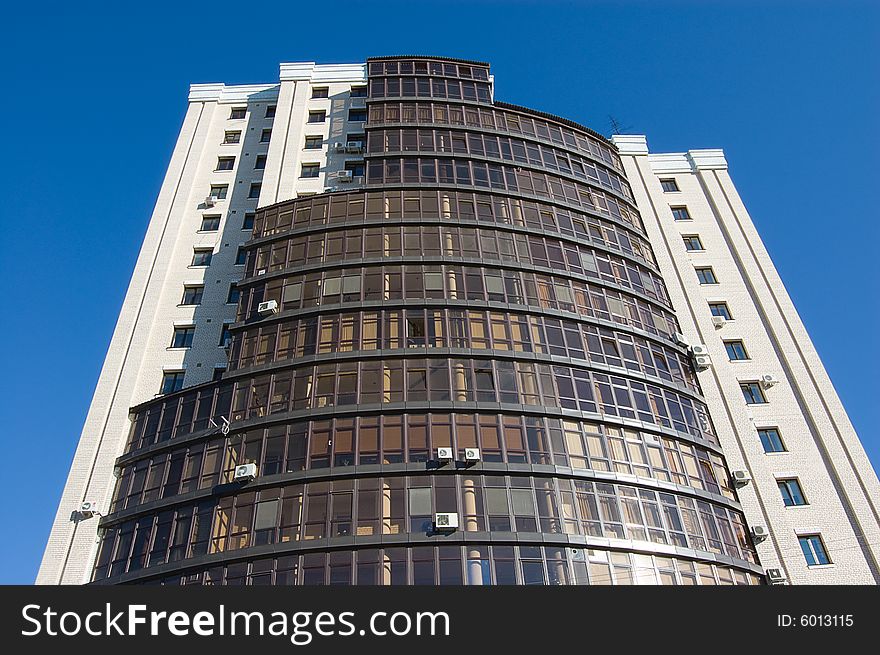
[[92, 56, 761, 585]]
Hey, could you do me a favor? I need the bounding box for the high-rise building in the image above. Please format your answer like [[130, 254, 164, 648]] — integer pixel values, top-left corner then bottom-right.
[[38, 56, 879, 586]]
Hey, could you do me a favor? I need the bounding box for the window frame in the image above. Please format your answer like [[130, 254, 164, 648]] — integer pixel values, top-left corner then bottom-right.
[[683, 235, 704, 251], [709, 302, 732, 320], [190, 248, 213, 267], [777, 478, 808, 507], [758, 428, 786, 453], [798, 534, 831, 566], [200, 215, 221, 232], [740, 382, 767, 405], [724, 340, 749, 361], [301, 163, 321, 179], [671, 206, 691, 221], [695, 267, 717, 285], [160, 371, 185, 395], [180, 285, 204, 306], [170, 326, 195, 349]]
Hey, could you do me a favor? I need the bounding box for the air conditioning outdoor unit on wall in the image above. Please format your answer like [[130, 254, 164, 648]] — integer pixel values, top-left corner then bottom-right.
[[689, 344, 711, 371], [761, 374, 780, 388], [766, 568, 787, 584], [434, 513, 459, 530], [234, 463, 257, 482], [436, 447, 454, 461]]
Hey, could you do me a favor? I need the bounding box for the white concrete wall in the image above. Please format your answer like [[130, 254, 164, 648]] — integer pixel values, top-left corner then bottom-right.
[[38, 63, 367, 584], [615, 135, 880, 584]]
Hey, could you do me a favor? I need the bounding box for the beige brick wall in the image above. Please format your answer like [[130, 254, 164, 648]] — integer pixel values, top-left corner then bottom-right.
[[38, 64, 367, 584], [616, 135, 880, 584]]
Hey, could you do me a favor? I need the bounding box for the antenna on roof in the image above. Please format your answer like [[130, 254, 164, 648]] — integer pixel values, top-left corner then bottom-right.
[[608, 115, 633, 136]]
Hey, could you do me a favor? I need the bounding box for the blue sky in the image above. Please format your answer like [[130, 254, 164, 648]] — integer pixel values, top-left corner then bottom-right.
[[1, 1, 877, 584]]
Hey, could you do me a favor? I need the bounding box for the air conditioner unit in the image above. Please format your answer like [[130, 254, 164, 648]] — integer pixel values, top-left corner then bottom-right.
[[79, 501, 99, 516], [256, 268, 267, 276], [436, 447, 454, 461], [711, 315, 726, 328], [731, 469, 751, 486], [334, 142, 347, 152], [765, 568, 786, 584], [689, 344, 712, 370], [643, 434, 662, 446], [674, 332, 689, 347], [750, 525, 769, 541], [464, 448, 481, 462], [337, 170, 354, 182], [204, 196, 216, 207], [345, 141, 364, 153], [257, 300, 278, 316], [761, 374, 779, 389], [233, 463, 257, 482], [434, 512, 459, 530]]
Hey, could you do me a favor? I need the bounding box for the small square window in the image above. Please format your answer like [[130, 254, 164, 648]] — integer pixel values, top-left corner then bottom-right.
[[740, 382, 766, 404], [424, 273, 444, 291], [216, 157, 235, 171], [200, 215, 221, 232], [181, 285, 204, 305], [350, 86, 368, 98], [312, 87, 329, 99], [209, 185, 228, 200], [171, 326, 195, 349], [683, 235, 704, 251], [191, 249, 213, 267], [230, 107, 246, 120], [254, 155, 267, 170], [660, 178, 679, 192], [304, 136, 323, 149], [709, 302, 732, 320], [778, 479, 808, 507], [696, 267, 717, 285], [301, 163, 320, 178], [348, 109, 367, 122], [235, 247, 247, 266], [344, 161, 365, 176], [758, 428, 786, 453], [342, 276, 361, 295], [260, 129, 272, 143], [219, 323, 232, 347], [227, 285, 240, 304], [242, 213, 255, 230], [248, 183, 261, 199], [799, 535, 831, 566], [160, 371, 185, 394], [671, 206, 691, 221], [265, 105, 276, 118], [308, 111, 326, 123], [724, 340, 749, 361], [223, 131, 241, 144]]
